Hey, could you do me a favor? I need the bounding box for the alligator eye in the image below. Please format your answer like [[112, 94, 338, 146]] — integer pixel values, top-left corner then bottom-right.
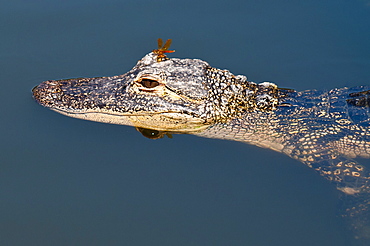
[[139, 79, 159, 88]]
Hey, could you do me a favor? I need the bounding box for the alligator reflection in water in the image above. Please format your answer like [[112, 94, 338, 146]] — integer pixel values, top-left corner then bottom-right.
[[32, 39, 370, 244]]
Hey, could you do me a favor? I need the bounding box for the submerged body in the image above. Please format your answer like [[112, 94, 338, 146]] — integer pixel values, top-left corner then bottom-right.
[[33, 43, 370, 243]]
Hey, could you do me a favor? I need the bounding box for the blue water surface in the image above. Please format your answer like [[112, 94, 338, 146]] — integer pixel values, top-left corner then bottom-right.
[[1, 0, 370, 245]]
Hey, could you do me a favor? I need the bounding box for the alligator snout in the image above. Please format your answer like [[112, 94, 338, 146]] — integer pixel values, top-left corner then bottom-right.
[[32, 77, 116, 112], [32, 80, 64, 108]]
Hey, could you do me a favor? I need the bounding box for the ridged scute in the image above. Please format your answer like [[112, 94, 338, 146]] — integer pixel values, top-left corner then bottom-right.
[[204, 67, 291, 121]]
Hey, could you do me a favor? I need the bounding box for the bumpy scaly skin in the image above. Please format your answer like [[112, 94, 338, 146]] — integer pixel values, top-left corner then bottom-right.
[[33, 51, 370, 243]]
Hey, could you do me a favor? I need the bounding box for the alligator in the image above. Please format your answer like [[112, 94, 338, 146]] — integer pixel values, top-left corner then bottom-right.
[[32, 39, 370, 244]]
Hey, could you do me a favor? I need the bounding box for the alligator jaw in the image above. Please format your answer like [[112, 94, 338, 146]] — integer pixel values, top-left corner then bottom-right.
[[49, 107, 209, 132]]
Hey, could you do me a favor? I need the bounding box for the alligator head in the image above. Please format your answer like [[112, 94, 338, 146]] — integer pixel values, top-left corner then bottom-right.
[[32, 44, 284, 134], [33, 52, 215, 133]]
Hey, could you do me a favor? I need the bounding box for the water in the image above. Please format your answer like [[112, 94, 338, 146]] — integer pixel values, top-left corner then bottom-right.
[[1, 0, 370, 245]]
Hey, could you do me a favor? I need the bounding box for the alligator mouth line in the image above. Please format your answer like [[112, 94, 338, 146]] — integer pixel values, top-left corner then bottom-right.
[[51, 107, 198, 118]]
